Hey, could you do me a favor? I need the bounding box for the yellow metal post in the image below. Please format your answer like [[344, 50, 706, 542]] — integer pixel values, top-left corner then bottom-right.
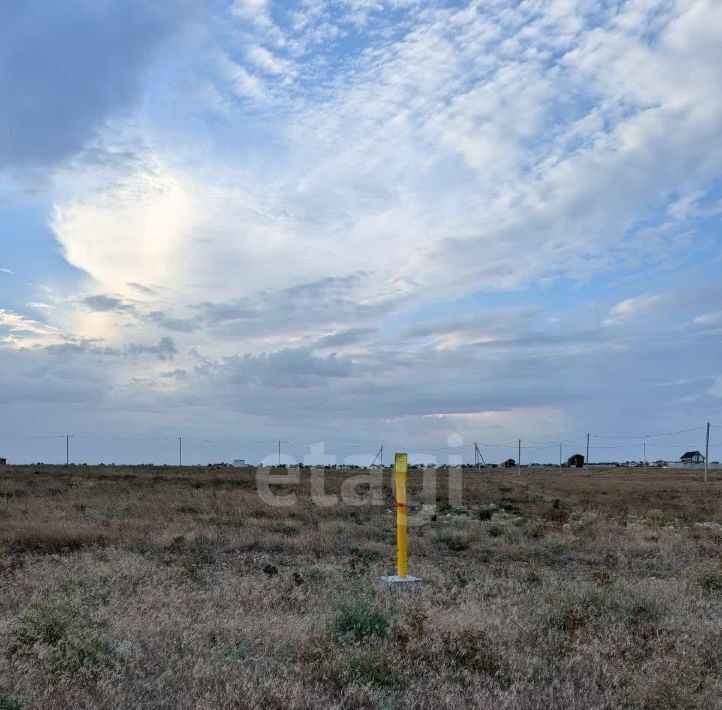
[[394, 452, 408, 579], [380, 451, 420, 586]]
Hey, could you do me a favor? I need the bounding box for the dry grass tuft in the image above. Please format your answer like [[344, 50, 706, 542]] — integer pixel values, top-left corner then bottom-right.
[[5, 525, 108, 554], [692, 564, 722, 594]]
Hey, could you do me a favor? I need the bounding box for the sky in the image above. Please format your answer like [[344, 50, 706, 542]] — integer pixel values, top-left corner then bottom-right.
[[1, 0, 722, 466]]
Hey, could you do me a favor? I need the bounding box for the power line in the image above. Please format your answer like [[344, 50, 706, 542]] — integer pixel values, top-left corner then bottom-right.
[[69, 435, 179, 442], [0, 435, 65, 440], [592, 425, 706, 439]]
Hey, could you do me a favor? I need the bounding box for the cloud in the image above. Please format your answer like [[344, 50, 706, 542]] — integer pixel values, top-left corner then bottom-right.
[[190, 272, 394, 338], [217, 54, 267, 100], [400, 308, 541, 348], [0, 343, 113, 408], [604, 294, 666, 326], [82, 295, 135, 313], [51, 160, 201, 305], [314, 328, 377, 348], [0, 268, 13, 274], [127, 337, 177, 361], [128, 282, 158, 296], [0, 309, 57, 340], [44, 341, 121, 358], [231, 0, 270, 23], [220, 347, 355, 388], [147, 311, 199, 333], [0, 1, 194, 170], [246, 45, 296, 79], [694, 312, 722, 327]]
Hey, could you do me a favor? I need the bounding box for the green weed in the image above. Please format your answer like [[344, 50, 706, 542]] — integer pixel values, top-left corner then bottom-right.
[[330, 598, 390, 643]]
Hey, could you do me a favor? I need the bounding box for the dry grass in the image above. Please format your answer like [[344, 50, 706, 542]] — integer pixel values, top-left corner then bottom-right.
[[0, 464, 720, 709]]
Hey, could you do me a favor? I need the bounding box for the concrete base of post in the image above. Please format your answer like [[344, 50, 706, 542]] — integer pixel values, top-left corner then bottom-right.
[[379, 574, 422, 588]]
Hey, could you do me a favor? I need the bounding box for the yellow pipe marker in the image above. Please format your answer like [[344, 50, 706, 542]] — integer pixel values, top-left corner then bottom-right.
[[380, 452, 421, 586], [394, 452, 408, 579]]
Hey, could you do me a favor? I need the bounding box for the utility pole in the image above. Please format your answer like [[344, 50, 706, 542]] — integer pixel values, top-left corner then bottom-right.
[[704, 422, 710, 483], [559, 442, 562, 469], [643, 442, 646, 471], [66, 434, 69, 466], [586, 433, 590, 473], [474, 442, 485, 470], [278, 440, 281, 467], [370, 445, 384, 469], [518, 439, 521, 475], [179, 436, 183, 467]]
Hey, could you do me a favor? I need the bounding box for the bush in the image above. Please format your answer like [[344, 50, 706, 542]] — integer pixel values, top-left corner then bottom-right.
[[204, 514, 245, 528], [347, 547, 383, 576], [11, 595, 115, 678], [693, 565, 722, 594], [521, 569, 543, 586], [542, 500, 569, 524], [8, 526, 107, 554], [440, 628, 499, 674], [523, 523, 545, 539], [0, 696, 23, 710], [540, 585, 662, 632], [187, 534, 215, 563], [448, 570, 475, 587], [220, 642, 250, 660], [330, 599, 390, 643], [645, 509, 665, 527], [488, 525, 504, 538], [500, 501, 522, 514], [539, 603, 589, 634], [592, 569, 613, 587], [433, 529, 469, 551], [176, 505, 200, 514], [343, 652, 395, 686], [269, 522, 300, 537]]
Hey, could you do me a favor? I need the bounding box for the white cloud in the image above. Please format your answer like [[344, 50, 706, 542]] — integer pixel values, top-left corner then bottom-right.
[[667, 191, 706, 221], [52, 161, 199, 294], [231, 0, 270, 23], [217, 54, 266, 99], [694, 312, 722, 327], [604, 293, 665, 326], [246, 45, 295, 78], [0, 308, 58, 343]]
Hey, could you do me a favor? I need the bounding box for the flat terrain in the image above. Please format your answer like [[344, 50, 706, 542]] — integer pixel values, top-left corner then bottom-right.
[[0, 464, 720, 709]]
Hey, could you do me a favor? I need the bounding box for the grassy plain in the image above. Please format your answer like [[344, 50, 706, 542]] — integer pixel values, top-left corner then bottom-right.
[[0, 464, 720, 709]]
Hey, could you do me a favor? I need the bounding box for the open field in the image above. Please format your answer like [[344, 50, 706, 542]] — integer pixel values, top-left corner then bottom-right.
[[0, 464, 720, 709]]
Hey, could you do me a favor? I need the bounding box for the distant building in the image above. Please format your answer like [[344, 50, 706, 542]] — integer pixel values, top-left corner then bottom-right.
[[232, 459, 247, 468], [567, 454, 585, 468], [503, 458, 516, 468], [680, 451, 704, 464], [0, 457, 6, 466]]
